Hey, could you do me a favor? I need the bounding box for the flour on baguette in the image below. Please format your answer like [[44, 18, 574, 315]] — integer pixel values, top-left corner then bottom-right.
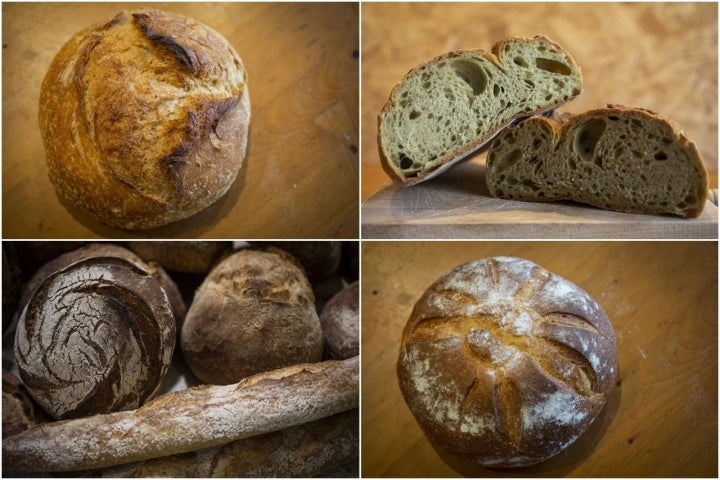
[[379, 35, 582, 185], [485, 104, 708, 217], [2, 357, 359, 472]]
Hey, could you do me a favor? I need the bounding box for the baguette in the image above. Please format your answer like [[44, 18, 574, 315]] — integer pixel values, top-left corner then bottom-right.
[[2, 357, 359, 472], [379, 35, 582, 185], [485, 104, 708, 217], [72, 410, 359, 477]]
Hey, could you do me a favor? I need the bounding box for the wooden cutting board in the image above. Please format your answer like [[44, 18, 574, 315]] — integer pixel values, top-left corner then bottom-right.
[[362, 156, 719, 238], [2, 2, 358, 239], [361, 241, 717, 477]]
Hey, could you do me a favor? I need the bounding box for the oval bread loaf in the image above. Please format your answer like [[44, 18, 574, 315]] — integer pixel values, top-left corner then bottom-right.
[[181, 247, 323, 384], [397, 256, 617, 468], [379, 35, 582, 185], [39, 9, 250, 230], [485, 104, 709, 217], [15, 255, 177, 420]]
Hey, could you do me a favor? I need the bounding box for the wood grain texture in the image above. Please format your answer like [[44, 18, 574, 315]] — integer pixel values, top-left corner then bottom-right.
[[361, 2, 718, 216], [361, 241, 717, 477], [361, 158, 719, 239], [2, 2, 358, 239]]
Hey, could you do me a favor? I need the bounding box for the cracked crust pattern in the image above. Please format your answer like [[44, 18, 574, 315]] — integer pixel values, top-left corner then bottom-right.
[[397, 257, 617, 467], [15, 256, 176, 420]]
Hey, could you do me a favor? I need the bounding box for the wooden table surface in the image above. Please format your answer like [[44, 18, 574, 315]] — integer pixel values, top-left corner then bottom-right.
[[361, 3, 718, 236], [2, 2, 358, 239], [362, 156, 719, 239], [361, 241, 717, 477]]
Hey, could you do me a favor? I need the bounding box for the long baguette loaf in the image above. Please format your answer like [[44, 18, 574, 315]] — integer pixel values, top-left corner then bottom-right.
[[73, 409, 359, 477], [2, 357, 358, 472]]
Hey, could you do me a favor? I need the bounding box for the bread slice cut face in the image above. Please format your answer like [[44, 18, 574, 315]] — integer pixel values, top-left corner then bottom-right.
[[378, 35, 583, 184], [485, 105, 708, 218]]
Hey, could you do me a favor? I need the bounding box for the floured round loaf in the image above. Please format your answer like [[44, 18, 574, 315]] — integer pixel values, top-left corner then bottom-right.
[[39, 9, 250, 230], [397, 256, 617, 468], [181, 247, 323, 385], [15, 255, 177, 420]]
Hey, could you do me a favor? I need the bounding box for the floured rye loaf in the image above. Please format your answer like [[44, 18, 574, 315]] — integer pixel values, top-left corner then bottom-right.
[[397, 256, 617, 468], [485, 105, 708, 217], [39, 9, 250, 229], [379, 35, 582, 185]]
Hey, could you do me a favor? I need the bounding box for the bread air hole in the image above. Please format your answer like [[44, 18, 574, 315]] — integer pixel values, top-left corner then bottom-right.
[[409, 110, 421, 120], [572, 118, 607, 162], [492, 148, 523, 174], [398, 152, 413, 170], [451, 59, 488, 96], [535, 57, 572, 76], [513, 56, 529, 67], [653, 151, 668, 161]]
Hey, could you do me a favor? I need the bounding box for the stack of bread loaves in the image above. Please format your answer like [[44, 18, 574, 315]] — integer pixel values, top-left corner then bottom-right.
[[378, 35, 708, 217], [2, 241, 359, 476]]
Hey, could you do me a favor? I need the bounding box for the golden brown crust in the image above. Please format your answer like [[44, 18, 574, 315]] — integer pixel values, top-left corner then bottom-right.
[[397, 257, 617, 467], [39, 9, 250, 230]]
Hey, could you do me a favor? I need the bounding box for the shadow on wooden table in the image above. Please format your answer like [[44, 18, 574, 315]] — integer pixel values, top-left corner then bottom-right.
[[426, 379, 622, 478], [54, 143, 250, 239]]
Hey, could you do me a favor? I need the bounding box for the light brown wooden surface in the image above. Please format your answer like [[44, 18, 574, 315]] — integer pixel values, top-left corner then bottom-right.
[[2, 2, 358, 239], [361, 2, 718, 235], [361, 241, 717, 477], [362, 156, 719, 239]]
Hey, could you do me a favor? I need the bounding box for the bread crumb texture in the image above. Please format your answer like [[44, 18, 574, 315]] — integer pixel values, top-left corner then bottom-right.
[[39, 9, 250, 229], [486, 105, 708, 217], [379, 35, 582, 183], [397, 257, 617, 467]]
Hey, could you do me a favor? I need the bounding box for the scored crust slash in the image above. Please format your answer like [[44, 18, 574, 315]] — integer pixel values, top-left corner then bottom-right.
[[397, 256, 618, 468], [39, 9, 251, 230]]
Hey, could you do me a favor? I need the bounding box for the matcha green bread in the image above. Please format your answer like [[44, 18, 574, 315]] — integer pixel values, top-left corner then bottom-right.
[[485, 105, 708, 217], [378, 35, 583, 184]]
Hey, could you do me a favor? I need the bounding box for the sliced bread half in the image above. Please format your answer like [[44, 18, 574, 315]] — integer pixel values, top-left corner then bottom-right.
[[485, 105, 708, 217], [378, 35, 583, 184]]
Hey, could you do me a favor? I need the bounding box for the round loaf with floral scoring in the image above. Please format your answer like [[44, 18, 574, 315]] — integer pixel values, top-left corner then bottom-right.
[[397, 256, 617, 467]]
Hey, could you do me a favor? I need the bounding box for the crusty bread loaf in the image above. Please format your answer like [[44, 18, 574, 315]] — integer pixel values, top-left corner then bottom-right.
[[15, 254, 177, 420], [17, 243, 186, 327], [72, 409, 359, 477], [181, 247, 323, 385], [320, 280, 359, 359], [2, 370, 48, 439], [397, 257, 617, 468], [125, 241, 232, 273], [39, 9, 250, 230], [2, 357, 359, 472], [379, 35, 582, 185], [485, 104, 709, 217]]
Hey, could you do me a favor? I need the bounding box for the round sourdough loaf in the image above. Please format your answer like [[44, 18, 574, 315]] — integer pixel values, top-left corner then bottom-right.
[[397, 256, 617, 468], [181, 247, 323, 384], [39, 9, 250, 230], [15, 252, 177, 420]]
